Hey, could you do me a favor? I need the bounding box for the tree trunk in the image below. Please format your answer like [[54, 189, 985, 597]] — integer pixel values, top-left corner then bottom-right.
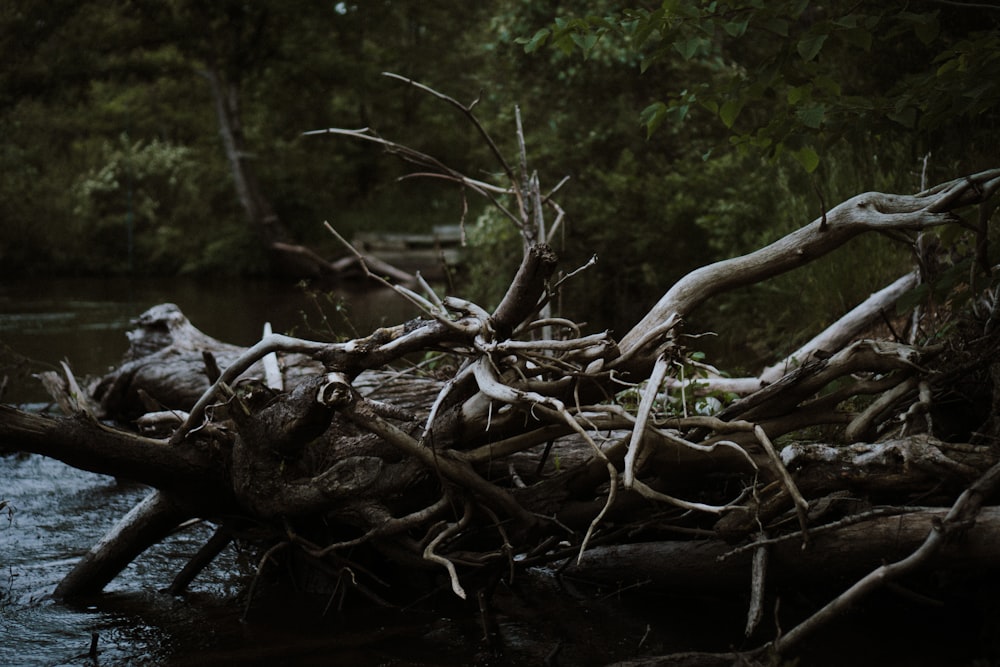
[[202, 66, 338, 279]]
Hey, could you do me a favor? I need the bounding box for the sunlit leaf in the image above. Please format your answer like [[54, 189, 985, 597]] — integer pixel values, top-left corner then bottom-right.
[[794, 146, 820, 173]]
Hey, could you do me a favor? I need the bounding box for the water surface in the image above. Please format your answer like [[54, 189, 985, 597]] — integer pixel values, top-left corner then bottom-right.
[[0, 275, 416, 404]]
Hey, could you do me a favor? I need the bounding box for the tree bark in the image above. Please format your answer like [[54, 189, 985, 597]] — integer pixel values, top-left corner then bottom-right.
[[569, 506, 1000, 592], [617, 172, 1000, 371]]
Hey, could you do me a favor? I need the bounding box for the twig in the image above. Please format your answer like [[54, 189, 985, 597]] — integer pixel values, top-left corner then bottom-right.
[[242, 541, 288, 622], [325, 222, 467, 332], [754, 424, 810, 542], [624, 354, 670, 488], [577, 462, 618, 563], [170, 333, 330, 444], [630, 477, 748, 514], [423, 503, 474, 599], [745, 533, 769, 637], [551, 254, 598, 291], [300, 497, 450, 556], [381, 72, 517, 184], [771, 457, 1000, 656]]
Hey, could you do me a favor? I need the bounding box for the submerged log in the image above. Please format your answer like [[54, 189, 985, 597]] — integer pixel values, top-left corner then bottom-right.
[[53, 490, 191, 599]]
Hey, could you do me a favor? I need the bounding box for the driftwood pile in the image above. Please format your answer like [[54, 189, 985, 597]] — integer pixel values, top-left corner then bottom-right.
[[3, 81, 1000, 663]]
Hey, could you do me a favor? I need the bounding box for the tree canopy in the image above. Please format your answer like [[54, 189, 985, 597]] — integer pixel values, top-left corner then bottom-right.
[[1, 0, 997, 354]]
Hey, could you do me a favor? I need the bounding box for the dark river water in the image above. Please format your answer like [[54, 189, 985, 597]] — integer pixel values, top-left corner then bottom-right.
[[0, 276, 462, 666]]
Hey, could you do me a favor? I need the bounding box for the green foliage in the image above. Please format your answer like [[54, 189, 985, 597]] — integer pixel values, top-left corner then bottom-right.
[[464, 206, 524, 311], [0, 0, 497, 276], [534, 1, 1000, 172], [614, 351, 738, 418], [70, 135, 252, 274], [689, 147, 916, 369]]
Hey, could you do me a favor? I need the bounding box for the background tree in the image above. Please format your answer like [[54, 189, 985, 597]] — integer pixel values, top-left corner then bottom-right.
[[2, 0, 997, 366], [518, 0, 1000, 364]]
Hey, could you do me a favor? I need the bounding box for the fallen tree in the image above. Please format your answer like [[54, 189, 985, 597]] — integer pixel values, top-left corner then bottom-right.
[[2, 79, 1000, 664]]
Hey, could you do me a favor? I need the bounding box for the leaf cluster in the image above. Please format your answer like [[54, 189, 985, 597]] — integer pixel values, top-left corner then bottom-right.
[[524, 1, 1000, 173]]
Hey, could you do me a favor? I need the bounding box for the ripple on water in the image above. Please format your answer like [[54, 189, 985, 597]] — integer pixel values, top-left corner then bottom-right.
[[1, 454, 240, 667]]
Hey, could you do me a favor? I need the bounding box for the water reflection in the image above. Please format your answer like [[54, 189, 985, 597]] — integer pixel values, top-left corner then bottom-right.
[[0, 453, 239, 667], [0, 276, 417, 403]]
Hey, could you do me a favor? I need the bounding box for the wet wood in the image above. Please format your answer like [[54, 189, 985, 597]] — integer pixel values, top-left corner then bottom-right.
[[570, 506, 1000, 592], [53, 490, 190, 599]]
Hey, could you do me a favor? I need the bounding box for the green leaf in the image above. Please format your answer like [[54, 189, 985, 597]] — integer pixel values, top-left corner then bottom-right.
[[842, 95, 876, 110], [887, 106, 917, 128], [900, 11, 940, 45], [667, 103, 690, 123], [723, 18, 749, 38], [794, 146, 820, 173], [553, 33, 576, 55], [914, 15, 940, 45], [833, 14, 860, 29], [570, 32, 599, 56], [838, 28, 872, 52], [520, 28, 550, 53], [796, 104, 826, 128], [674, 37, 702, 60], [634, 8, 664, 45], [719, 99, 743, 128], [813, 75, 841, 97], [936, 57, 960, 77], [787, 84, 812, 105], [797, 34, 827, 61], [639, 101, 668, 138], [667, 2, 701, 20]]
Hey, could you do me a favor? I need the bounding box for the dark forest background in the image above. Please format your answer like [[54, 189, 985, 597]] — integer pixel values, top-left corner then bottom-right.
[[2, 0, 997, 367]]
